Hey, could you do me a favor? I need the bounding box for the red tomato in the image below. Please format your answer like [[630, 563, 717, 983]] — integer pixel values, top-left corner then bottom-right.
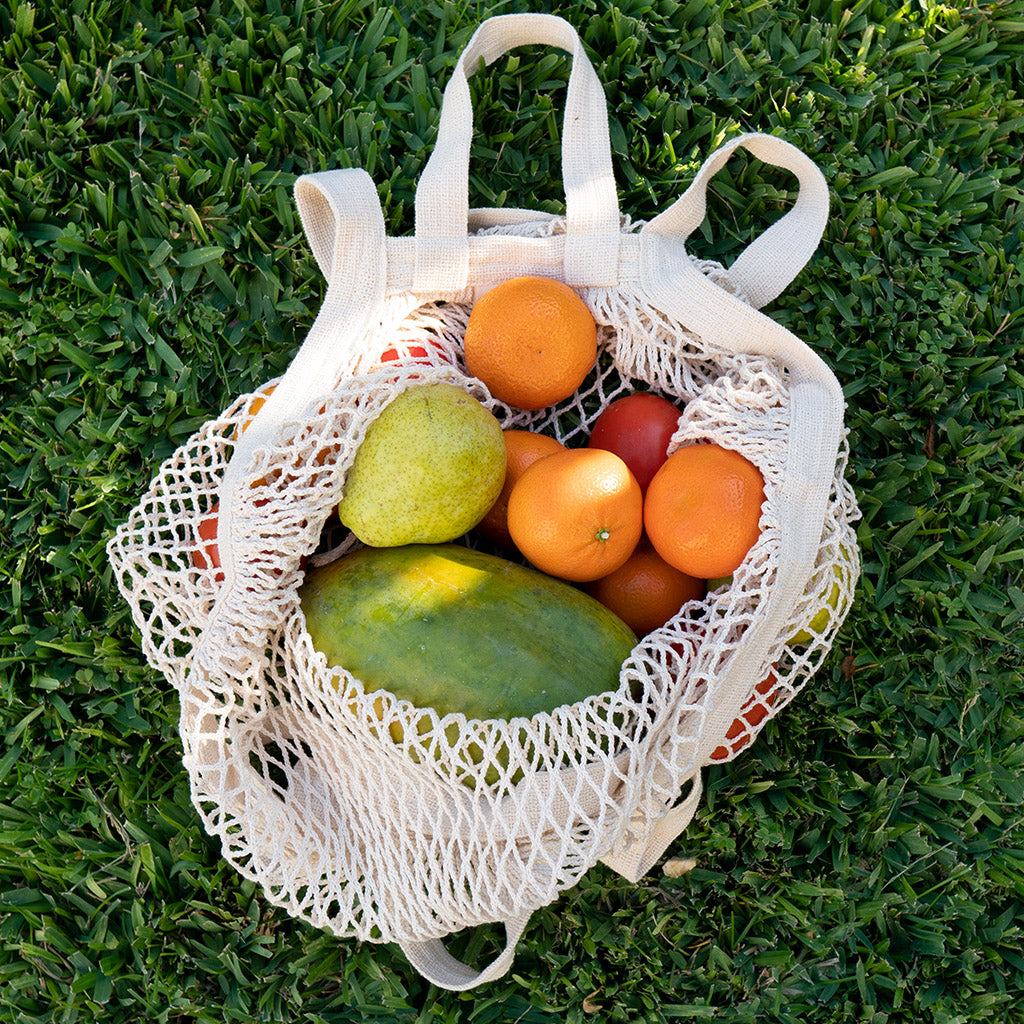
[[379, 337, 452, 366], [192, 500, 306, 581], [709, 670, 780, 762], [194, 506, 224, 580], [587, 392, 683, 493]]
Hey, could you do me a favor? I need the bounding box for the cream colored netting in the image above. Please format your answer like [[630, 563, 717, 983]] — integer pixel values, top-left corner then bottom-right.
[[107, 214, 860, 947]]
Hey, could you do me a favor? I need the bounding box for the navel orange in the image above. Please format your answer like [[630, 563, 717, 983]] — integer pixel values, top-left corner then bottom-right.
[[507, 448, 643, 583], [463, 276, 597, 411]]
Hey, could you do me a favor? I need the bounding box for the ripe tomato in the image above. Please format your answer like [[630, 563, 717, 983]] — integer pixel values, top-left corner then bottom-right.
[[194, 506, 224, 580], [587, 392, 683, 493], [379, 337, 452, 366], [192, 499, 306, 581], [709, 670, 780, 762]]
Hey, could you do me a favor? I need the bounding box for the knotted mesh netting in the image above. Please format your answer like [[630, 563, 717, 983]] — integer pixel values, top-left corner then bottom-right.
[[108, 217, 860, 944]]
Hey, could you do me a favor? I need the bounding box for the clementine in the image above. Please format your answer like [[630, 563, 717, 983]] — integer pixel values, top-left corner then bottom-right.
[[235, 383, 277, 439], [585, 539, 705, 636], [463, 276, 597, 410], [476, 429, 566, 547], [644, 443, 765, 579], [507, 448, 643, 583]]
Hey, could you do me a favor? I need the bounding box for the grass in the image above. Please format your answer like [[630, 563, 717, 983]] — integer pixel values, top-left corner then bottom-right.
[[2, 0, 1023, 1020]]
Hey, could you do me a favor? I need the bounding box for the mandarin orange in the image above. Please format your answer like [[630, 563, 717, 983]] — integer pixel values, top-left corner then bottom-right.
[[463, 276, 597, 410], [476, 429, 567, 547], [585, 539, 705, 636], [644, 443, 765, 579], [507, 448, 642, 582], [235, 383, 277, 439]]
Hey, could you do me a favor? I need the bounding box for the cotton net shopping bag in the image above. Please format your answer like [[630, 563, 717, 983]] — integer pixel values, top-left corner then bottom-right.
[[107, 13, 860, 991]]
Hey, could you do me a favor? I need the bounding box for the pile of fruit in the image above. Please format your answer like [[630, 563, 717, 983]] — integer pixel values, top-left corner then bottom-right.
[[322, 276, 766, 635], [197, 276, 825, 778]]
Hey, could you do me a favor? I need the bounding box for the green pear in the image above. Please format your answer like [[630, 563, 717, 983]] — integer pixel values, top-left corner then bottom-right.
[[337, 383, 506, 547], [788, 557, 848, 646]]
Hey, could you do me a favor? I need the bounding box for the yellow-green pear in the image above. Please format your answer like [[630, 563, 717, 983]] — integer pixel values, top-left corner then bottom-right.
[[337, 383, 506, 547]]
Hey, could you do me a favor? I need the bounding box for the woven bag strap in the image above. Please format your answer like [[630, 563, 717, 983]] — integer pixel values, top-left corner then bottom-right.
[[645, 132, 830, 308], [205, 168, 386, 605], [610, 135, 845, 877], [413, 13, 621, 292], [399, 911, 533, 992], [599, 773, 705, 883], [179, 169, 389, 958]]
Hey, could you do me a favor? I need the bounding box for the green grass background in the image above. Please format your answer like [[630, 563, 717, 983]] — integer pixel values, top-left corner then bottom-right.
[[2, 0, 1023, 1021]]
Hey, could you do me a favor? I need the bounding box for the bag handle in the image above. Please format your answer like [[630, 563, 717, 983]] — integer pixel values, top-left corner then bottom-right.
[[413, 13, 621, 292], [599, 772, 705, 882], [400, 911, 533, 991], [628, 142, 844, 879], [643, 133, 830, 308], [617, 133, 843, 881], [209, 168, 387, 588]]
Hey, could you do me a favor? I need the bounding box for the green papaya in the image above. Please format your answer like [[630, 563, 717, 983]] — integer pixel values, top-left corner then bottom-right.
[[298, 543, 638, 783]]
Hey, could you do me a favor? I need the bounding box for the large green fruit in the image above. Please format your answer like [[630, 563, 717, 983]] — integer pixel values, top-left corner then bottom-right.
[[298, 543, 638, 783]]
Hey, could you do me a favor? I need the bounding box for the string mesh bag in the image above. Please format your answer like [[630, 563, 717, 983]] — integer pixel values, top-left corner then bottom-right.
[[107, 14, 861, 991]]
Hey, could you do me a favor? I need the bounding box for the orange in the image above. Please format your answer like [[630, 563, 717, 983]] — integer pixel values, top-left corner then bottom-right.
[[585, 539, 705, 637], [507, 448, 643, 583], [644, 443, 765, 579], [235, 383, 277, 439], [463, 276, 597, 410], [235, 383, 338, 487], [476, 429, 566, 547]]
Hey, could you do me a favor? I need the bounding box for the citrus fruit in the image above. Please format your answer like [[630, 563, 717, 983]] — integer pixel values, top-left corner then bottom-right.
[[476, 429, 567, 547], [197, 383, 325, 579], [644, 443, 765, 579], [463, 276, 598, 410], [234, 384, 336, 488], [587, 392, 683, 492], [226, 382, 276, 445], [507, 448, 643, 583], [236, 383, 276, 438], [585, 539, 705, 636]]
